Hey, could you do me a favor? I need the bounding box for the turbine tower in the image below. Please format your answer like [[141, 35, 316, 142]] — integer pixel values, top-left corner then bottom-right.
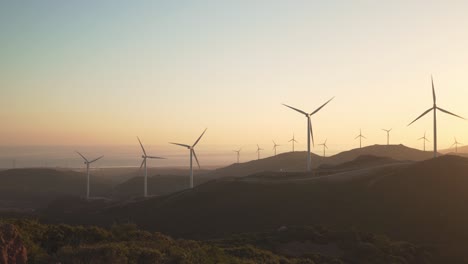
[[418, 131, 430, 151], [382, 128, 392, 145], [288, 133, 298, 152], [76, 151, 103, 200], [137, 137, 164, 197], [318, 139, 328, 157], [256, 144, 263, 160], [283, 97, 334, 171], [451, 137, 463, 153], [170, 128, 207, 189], [408, 76, 465, 158], [272, 141, 280, 156], [233, 147, 241, 163], [355, 129, 367, 149]]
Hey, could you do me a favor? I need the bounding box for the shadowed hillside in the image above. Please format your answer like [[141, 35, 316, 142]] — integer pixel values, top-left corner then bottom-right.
[[0, 169, 112, 209], [40, 155, 468, 262]]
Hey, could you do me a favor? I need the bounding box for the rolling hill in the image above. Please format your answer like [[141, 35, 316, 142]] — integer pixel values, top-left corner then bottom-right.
[[40, 155, 468, 262]]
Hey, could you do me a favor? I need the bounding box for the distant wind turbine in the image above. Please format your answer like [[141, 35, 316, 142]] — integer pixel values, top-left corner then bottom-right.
[[233, 147, 241, 163], [170, 128, 207, 189], [256, 144, 263, 160], [355, 129, 367, 149], [408, 76, 465, 158], [382, 128, 392, 145], [76, 151, 103, 200], [283, 97, 334, 171], [418, 131, 430, 151], [288, 133, 298, 152], [318, 139, 328, 157], [272, 141, 280, 156], [137, 137, 164, 197], [451, 137, 463, 153]]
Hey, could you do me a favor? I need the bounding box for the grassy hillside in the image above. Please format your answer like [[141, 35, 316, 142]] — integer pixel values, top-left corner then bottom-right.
[[1, 219, 432, 264]]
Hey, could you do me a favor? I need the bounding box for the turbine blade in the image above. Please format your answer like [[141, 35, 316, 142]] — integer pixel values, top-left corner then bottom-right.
[[139, 159, 145, 170], [309, 118, 314, 147], [354, 135, 360, 140], [137, 137, 147, 156], [192, 128, 207, 147], [431, 75, 436, 104], [437, 107, 465, 120], [147, 156, 165, 159], [192, 149, 201, 169], [408, 107, 433, 126], [169, 142, 190, 148], [76, 151, 89, 163], [310, 96, 335, 116], [89, 155, 103, 163], [282, 103, 307, 115]]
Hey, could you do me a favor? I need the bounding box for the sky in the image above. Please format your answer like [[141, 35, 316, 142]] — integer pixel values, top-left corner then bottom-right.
[[1, 1, 468, 163]]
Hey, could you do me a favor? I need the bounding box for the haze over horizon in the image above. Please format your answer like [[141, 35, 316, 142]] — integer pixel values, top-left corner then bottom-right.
[[2, 1, 468, 158]]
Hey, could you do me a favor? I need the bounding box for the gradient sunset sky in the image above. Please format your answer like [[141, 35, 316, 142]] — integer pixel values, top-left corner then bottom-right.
[[1, 1, 468, 155]]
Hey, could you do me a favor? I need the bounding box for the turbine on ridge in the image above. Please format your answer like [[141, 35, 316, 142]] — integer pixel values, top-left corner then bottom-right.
[[318, 139, 328, 157], [233, 147, 242, 163], [354, 129, 366, 149], [76, 151, 103, 200], [288, 133, 298, 152], [282, 97, 334, 171], [451, 137, 463, 153], [137, 137, 164, 197], [170, 128, 207, 189], [408, 76, 465, 158], [256, 144, 263, 160], [418, 131, 430, 151], [382, 128, 392, 145]]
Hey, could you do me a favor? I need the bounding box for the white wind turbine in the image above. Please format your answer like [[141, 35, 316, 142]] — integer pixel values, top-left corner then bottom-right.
[[283, 97, 334, 171], [272, 141, 280, 156], [418, 131, 430, 151], [382, 128, 392, 145], [256, 144, 263, 160], [318, 139, 328, 157], [76, 151, 103, 200], [137, 137, 164, 197], [451, 137, 463, 153], [408, 76, 465, 158], [170, 128, 207, 189], [355, 129, 367, 149], [233, 147, 241, 163], [288, 133, 298, 152]]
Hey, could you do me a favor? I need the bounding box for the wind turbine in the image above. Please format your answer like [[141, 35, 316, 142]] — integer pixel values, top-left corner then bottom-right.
[[418, 131, 430, 151], [283, 97, 334, 171], [288, 133, 298, 152], [233, 147, 241, 163], [272, 141, 280, 156], [170, 128, 207, 189], [451, 137, 463, 153], [137, 137, 164, 197], [76, 151, 103, 200], [355, 129, 367, 149], [408, 76, 465, 158], [382, 128, 392, 145], [318, 139, 328, 157], [256, 144, 263, 160]]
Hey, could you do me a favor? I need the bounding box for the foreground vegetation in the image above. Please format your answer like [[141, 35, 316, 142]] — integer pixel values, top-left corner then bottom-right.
[[1, 218, 433, 264]]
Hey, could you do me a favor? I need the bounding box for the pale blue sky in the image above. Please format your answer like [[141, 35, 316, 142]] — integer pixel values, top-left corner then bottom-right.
[[1, 1, 468, 159]]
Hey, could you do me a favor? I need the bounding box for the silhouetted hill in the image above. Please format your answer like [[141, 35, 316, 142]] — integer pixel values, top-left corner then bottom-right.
[[40, 155, 468, 262], [328, 144, 434, 164], [0, 169, 112, 208], [318, 155, 403, 171], [112, 173, 217, 199], [208, 144, 431, 178]]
